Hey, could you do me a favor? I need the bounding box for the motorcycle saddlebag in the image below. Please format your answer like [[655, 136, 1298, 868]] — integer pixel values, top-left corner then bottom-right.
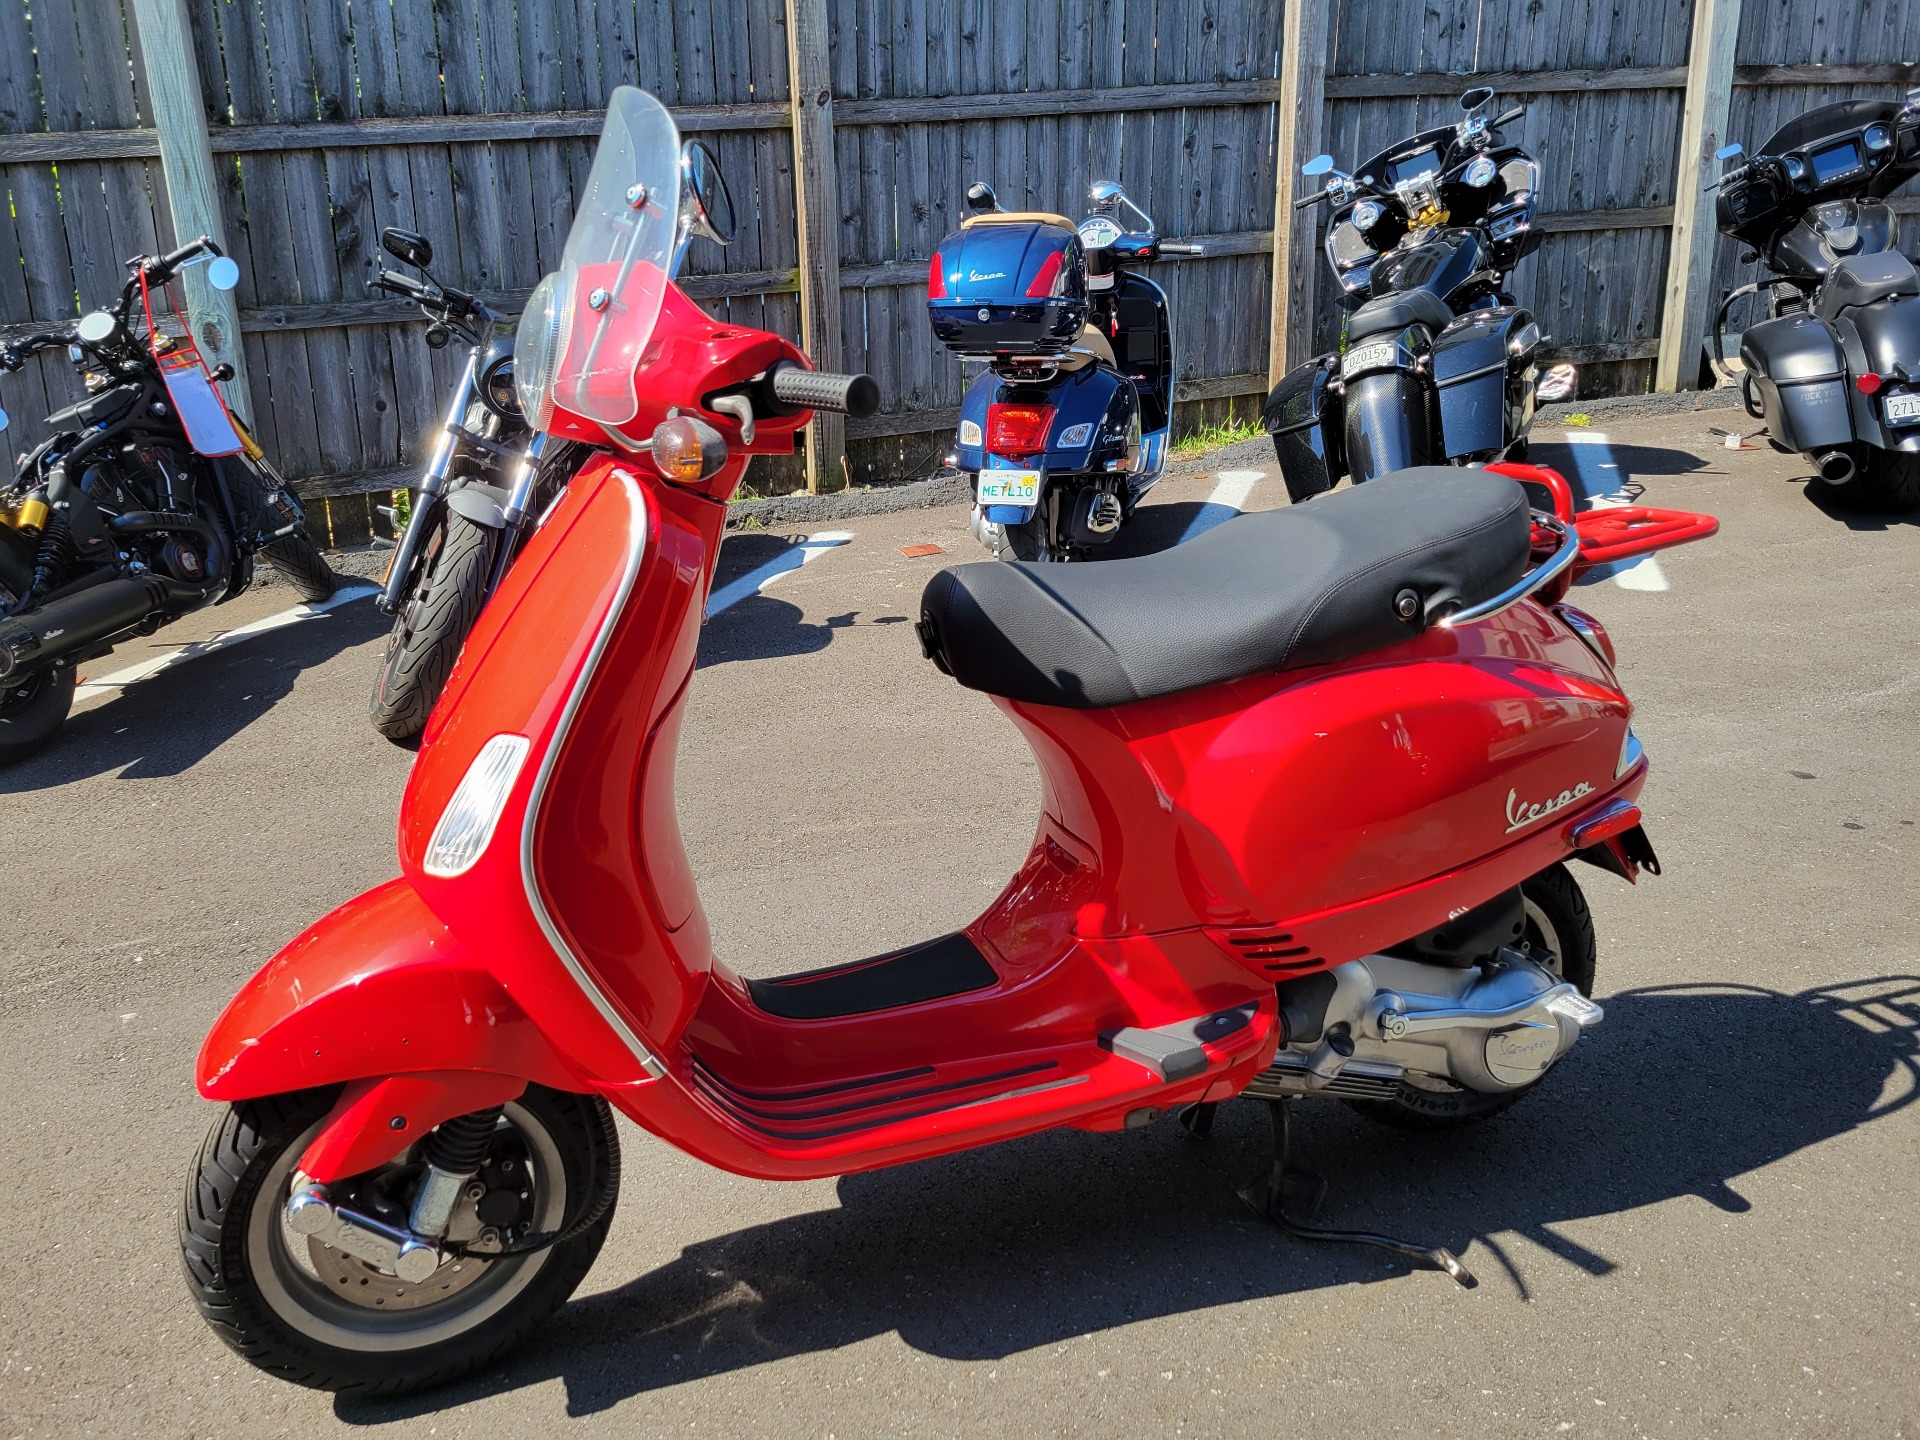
[[1430, 307, 1535, 459], [1741, 311, 1853, 452], [1263, 354, 1345, 502], [1841, 293, 1920, 452], [928, 216, 1089, 358]]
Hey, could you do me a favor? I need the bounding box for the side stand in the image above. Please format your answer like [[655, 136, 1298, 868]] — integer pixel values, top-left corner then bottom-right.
[[1238, 1098, 1476, 1289]]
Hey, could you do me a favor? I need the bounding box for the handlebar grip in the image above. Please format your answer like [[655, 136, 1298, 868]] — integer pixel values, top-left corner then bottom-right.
[[153, 235, 219, 277], [1159, 242, 1206, 255], [1293, 189, 1326, 210], [769, 362, 881, 418], [1493, 104, 1527, 127]]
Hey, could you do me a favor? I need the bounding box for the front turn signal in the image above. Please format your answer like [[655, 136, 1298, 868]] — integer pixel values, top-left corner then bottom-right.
[[650, 414, 728, 484]]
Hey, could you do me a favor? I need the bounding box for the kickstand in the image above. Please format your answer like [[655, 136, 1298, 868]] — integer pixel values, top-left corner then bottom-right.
[[1178, 1102, 1217, 1140], [1239, 1098, 1477, 1289]]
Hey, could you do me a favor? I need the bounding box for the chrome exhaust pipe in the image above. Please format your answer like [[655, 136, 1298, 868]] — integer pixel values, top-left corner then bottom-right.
[[1814, 448, 1856, 485]]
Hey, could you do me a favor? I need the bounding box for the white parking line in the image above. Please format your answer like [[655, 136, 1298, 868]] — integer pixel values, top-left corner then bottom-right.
[[706, 530, 852, 617], [1562, 431, 1670, 592], [73, 584, 379, 702], [1178, 469, 1265, 544]]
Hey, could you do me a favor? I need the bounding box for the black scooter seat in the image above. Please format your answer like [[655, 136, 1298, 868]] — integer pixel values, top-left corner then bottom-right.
[[919, 468, 1531, 709], [1815, 251, 1920, 321], [1346, 289, 1455, 339]]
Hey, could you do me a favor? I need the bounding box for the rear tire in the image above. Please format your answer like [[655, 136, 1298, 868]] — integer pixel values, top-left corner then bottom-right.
[[262, 532, 338, 602], [0, 664, 75, 767], [179, 1084, 618, 1396], [367, 514, 496, 743], [1826, 449, 1920, 514], [1350, 863, 1596, 1132]]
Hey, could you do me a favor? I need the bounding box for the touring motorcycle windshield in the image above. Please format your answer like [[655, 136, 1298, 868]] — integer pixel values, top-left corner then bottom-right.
[[536, 87, 681, 433]]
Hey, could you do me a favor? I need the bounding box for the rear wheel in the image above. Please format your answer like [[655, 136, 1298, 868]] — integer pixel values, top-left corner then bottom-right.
[[179, 1084, 618, 1396], [1351, 863, 1596, 1132], [1826, 449, 1920, 514], [367, 514, 497, 743], [0, 663, 75, 767]]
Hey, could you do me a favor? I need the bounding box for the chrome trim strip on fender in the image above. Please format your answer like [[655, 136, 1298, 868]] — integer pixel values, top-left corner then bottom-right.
[[519, 468, 669, 1080], [1438, 512, 1580, 628]]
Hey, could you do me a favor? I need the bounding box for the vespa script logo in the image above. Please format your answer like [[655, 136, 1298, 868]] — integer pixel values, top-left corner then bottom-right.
[[1503, 780, 1596, 834], [965, 269, 1007, 284]]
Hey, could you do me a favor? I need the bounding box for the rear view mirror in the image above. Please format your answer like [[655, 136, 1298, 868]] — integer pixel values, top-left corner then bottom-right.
[[679, 140, 736, 247], [1302, 154, 1335, 178], [1715, 142, 1744, 163], [1089, 180, 1124, 204], [381, 228, 433, 268], [965, 181, 1000, 213], [206, 255, 240, 293], [1535, 362, 1577, 404], [1459, 86, 1495, 114], [0, 406, 9, 435]]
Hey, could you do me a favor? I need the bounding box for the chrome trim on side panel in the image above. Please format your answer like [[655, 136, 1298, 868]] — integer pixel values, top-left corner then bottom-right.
[[519, 468, 668, 1080]]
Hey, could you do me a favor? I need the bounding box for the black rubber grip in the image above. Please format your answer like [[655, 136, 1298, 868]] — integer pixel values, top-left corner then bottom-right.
[[769, 362, 881, 418], [154, 235, 217, 276]]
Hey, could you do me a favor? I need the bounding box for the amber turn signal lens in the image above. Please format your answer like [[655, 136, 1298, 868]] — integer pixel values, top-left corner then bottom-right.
[[651, 417, 710, 482]]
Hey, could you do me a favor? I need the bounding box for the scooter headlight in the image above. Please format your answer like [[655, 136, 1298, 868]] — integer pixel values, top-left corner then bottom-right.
[[424, 733, 532, 877], [514, 273, 569, 433]]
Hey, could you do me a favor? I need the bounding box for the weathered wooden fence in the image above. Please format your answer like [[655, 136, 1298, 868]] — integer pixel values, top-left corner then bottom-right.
[[1, 0, 1917, 544]]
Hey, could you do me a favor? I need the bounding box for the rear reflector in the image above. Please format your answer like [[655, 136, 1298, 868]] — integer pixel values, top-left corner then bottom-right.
[[1567, 798, 1642, 850], [986, 403, 1056, 456], [1856, 372, 1884, 395], [928, 253, 948, 300], [1025, 250, 1065, 298]]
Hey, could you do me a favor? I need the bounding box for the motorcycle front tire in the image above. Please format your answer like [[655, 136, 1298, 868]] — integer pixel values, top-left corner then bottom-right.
[[0, 663, 76, 767], [368, 513, 497, 744], [261, 531, 338, 603]]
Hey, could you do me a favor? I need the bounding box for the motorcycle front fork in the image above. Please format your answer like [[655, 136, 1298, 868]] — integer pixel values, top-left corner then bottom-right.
[[377, 353, 479, 615]]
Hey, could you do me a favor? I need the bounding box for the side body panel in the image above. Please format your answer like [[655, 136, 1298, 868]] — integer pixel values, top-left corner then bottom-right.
[[1431, 307, 1536, 459], [1742, 311, 1855, 451], [1263, 354, 1346, 500]]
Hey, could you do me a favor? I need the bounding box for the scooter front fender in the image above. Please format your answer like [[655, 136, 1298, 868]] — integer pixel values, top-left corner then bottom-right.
[[197, 877, 581, 1103]]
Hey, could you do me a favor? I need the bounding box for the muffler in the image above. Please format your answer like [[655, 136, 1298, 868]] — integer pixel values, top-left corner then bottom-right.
[[1813, 448, 1856, 485], [0, 572, 190, 679]]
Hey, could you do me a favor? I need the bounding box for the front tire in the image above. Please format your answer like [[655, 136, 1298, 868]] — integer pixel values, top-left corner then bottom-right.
[[367, 514, 497, 743], [262, 531, 338, 603], [1353, 863, 1596, 1132], [179, 1084, 618, 1396], [0, 664, 76, 766]]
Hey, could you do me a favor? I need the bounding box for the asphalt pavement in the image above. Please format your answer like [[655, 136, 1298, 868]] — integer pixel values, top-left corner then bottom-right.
[[1, 413, 1916, 1437]]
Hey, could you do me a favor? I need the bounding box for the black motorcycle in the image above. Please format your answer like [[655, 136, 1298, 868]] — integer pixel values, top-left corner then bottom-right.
[[1711, 91, 1920, 512], [366, 140, 736, 743], [1263, 87, 1572, 503], [0, 237, 334, 765]]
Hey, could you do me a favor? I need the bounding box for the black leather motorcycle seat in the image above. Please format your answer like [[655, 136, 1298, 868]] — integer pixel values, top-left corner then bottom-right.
[[919, 468, 1531, 709], [1346, 289, 1455, 339], [1815, 251, 1920, 321]]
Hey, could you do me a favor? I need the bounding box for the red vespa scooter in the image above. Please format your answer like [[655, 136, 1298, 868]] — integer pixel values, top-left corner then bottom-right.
[[178, 89, 1716, 1395]]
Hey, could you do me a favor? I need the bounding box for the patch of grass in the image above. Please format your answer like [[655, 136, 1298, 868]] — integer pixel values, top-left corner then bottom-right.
[[1172, 418, 1267, 458], [1562, 413, 1593, 427]]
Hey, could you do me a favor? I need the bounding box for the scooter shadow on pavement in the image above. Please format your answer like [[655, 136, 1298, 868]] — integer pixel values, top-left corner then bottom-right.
[[698, 532, 857, 669], [0, 596, 386, 792], [336, 976, 1920, 1423]]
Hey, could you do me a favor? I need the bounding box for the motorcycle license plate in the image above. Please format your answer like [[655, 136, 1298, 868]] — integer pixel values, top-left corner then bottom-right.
[[978, 468, 1042, 507], [1341, 341, 1398, 379], [1884, 392, 1920, 426]]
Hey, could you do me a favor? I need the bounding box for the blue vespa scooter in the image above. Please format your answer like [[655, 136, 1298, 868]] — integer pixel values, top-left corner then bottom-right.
[[928, 181, 1202, 560]]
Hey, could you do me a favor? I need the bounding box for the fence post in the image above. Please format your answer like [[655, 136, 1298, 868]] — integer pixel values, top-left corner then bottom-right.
[[1655, 0, 1743, 392], [127, 0, 253, 424], [1268, 0, 1331, 388], [784, 0, 848, 493]]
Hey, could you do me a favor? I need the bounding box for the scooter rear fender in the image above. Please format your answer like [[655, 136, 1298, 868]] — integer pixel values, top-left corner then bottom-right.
[[196, 878, 582, 1105]]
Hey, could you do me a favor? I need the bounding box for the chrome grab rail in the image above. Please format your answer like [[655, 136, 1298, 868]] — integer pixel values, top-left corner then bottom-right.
[[1437, 511, 1578, 628]]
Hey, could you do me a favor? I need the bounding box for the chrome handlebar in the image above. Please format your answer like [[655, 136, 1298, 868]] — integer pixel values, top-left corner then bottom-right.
[[1437, 512, 1578, 628]]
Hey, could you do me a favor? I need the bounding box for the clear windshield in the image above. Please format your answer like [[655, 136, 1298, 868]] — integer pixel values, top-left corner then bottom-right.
[[548, 87, 682, 430]]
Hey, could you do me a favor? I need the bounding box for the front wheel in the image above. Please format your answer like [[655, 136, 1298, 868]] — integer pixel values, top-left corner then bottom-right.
[[367, 514, 497, 743], [261, 531, 338, 603], [1351, 863, 1596, 1131], [0, 664, 76, 767], [179, 1084, 619, 1396]]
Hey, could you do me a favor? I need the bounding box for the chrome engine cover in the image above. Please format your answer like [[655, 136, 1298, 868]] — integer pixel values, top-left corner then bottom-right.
[[1247, 949, 1602, 1100]]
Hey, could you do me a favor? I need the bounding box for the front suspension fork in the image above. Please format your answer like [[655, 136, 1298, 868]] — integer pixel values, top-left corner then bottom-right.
[[378, 353, 479, 615]]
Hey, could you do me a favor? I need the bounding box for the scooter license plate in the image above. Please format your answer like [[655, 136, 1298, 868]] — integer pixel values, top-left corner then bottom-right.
[[978, 468, 1042, 506], [1883, 392, 1920, 426]]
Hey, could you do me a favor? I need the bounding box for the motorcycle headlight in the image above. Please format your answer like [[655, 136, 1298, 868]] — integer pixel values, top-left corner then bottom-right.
[[514, 273, 569, 433], [479, 354, 521, 422]]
